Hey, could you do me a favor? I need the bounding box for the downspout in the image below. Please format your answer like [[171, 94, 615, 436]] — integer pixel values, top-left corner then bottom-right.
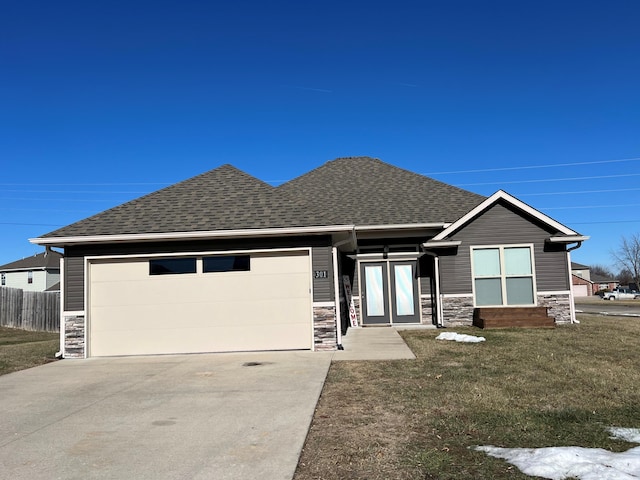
[[332, 247, 343, 350], [56, 257, 65, 358], [566, 242, 583, 324]]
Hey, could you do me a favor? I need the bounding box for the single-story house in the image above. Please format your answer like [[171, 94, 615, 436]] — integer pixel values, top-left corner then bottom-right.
[[30, 157, 588, 358], [571, 262, 618, 295], [590, 273, 619, 294], [0, 251, 62, 292]]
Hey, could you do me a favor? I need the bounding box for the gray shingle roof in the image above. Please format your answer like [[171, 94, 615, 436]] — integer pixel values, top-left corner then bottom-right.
[[41, 164, 335, 238], [278, 157, 485, 225], [38, 157, 486, 239], [0, 251, 62, 271]]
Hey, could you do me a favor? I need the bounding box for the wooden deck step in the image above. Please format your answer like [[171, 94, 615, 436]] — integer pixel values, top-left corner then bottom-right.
[[473, 307, 555, 329]]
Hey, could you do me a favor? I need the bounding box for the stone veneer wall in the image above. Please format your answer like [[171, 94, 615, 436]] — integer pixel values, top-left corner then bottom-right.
[[420, 296, 434, 324], [441, 296, 475, 327], [64, 315, 85, 358], [313, 305, 338, 351], [538, 293, 572, 324]]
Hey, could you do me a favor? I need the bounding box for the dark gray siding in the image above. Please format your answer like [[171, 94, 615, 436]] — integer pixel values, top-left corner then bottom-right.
[[64, 256, 85, 311], [312, 246, 334, 302], [64, 235, 333, 310], [439, 202, 569, 295]]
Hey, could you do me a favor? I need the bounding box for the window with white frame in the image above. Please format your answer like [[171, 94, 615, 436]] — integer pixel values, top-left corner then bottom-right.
[[472, 245, 535, 306]]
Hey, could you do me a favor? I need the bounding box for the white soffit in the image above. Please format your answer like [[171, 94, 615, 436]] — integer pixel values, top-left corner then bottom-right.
[[431, 190, 580, 241]]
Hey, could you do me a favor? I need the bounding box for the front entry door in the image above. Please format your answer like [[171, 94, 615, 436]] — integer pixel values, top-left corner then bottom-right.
[[361, 260, 420, 325]]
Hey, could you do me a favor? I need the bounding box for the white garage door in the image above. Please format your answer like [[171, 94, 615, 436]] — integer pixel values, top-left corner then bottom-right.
[[88, 251, 312, 356], [573, 284, 589, 297]]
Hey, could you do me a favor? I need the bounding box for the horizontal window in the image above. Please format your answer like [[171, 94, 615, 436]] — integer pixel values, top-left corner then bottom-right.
[[203, 255, 250, 273], [149, 258, 196, 275]]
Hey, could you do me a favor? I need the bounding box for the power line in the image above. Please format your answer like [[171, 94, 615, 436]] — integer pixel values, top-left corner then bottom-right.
[[541, 204, 640, 211], [0, 222, 63, 227], [0, 182, 169, 186], [423, 156, 640, 175], [570, 220, 640, 225], [0, 190, 151, 194], [456, 172, 640, 187], [517, 188, 640, 197]]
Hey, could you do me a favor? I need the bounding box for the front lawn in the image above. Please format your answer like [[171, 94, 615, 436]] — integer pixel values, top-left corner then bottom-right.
[[294, 315, 640, 479], [0, 326, 59, 376]]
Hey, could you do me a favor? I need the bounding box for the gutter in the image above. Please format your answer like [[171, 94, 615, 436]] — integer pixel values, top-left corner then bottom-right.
[[29, 225, 357, 247]]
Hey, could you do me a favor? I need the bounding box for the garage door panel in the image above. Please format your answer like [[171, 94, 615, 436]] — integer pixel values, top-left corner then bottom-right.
[[91, 297, 311, 332], [91, 322, 312, 357], [91, 271, 310, 307], [89, 252, 313, 356]]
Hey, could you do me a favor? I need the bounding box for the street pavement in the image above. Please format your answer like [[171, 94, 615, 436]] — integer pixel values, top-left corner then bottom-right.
[[575, 296, 640, 317]]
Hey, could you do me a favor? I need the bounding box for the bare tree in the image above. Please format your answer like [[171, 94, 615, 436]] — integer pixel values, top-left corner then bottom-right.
[[589, 264, 615, 279], [611, 233, 640, 288]]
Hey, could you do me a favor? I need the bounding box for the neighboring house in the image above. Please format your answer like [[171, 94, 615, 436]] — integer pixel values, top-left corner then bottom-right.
[[590, 273, 618, 294], [571, 262, 593, 297], [570, 262, 618, 295], [30, 157, 588, 358], [0, 251, 62, 292]]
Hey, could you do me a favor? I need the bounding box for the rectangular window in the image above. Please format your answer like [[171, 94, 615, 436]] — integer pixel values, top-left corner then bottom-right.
[[27, 271, 33, 284], [1, 273, 5, 286], [203, 255, 250, 273], [472, 246, 535, 306], [149, 258, 196, 275]]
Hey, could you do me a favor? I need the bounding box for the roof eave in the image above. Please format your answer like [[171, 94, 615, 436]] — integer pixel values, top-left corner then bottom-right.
[[30, 225, 357, 247], [432, 190, 580, 241]]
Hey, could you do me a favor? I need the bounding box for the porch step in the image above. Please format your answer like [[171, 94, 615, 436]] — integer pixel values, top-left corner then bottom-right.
[[473, 307, 555, 329]]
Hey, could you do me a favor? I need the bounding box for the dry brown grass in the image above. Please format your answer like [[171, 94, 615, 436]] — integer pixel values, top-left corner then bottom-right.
[[294, 315, 640, 480], [0, 326, 59, 376]]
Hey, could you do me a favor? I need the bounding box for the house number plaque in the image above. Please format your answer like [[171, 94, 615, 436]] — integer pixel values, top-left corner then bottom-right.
[[314, 270, 328, 279]]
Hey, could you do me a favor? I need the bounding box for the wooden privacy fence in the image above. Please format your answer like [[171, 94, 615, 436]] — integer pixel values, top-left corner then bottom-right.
[[0, 287, 60, 332]]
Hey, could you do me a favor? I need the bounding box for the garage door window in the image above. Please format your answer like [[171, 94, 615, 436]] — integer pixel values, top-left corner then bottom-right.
[[203, 255, 250, 273], [149, 258, 197, 275]]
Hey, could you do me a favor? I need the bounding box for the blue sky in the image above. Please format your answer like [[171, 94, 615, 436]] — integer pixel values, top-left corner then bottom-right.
[[1, 0, 639, 270]]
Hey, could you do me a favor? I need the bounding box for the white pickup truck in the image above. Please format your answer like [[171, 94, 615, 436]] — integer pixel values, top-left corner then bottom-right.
[[602, 288, 640, 300]]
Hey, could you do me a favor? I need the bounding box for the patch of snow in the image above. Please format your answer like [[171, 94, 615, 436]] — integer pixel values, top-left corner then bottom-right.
[[610, 428, 640, 444], [475, 427, 640, 480], [435, 332, 486, 343]]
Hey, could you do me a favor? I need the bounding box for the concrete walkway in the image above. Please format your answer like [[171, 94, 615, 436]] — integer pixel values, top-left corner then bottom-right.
[[333, 326, 418, 361]]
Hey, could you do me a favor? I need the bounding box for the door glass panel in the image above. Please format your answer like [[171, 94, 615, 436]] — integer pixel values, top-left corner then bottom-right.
[[365, 266, 385, 316], [475, 278, 503, 305], [504, 247, 532, 275], [394, 265, 415, 316], [473, 248, 501, 276]]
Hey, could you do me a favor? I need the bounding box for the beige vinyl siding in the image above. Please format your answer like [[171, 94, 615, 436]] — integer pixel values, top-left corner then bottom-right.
[[439, 202, 568, 295]]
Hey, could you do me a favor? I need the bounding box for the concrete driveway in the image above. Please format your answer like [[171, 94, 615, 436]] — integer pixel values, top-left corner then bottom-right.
[[0, 351, 332, 480]]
